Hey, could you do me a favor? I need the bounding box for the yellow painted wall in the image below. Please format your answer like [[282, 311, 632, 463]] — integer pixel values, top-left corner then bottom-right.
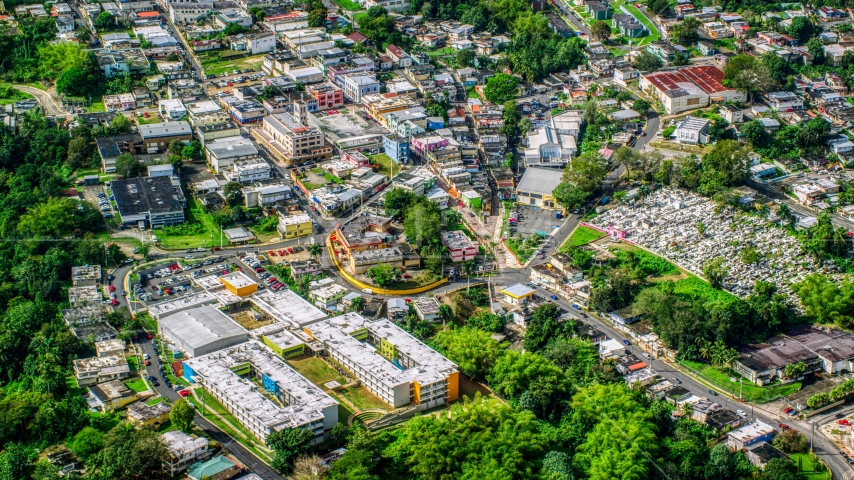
[[413, 381, 421, 404], [447, 371, 459, 402], [220, 277, 258, 297]]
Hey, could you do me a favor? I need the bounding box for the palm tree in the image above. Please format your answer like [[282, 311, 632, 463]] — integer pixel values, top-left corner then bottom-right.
[[722, 348, 740, 371], [438, 304, 453, 328], [757, 204, 770, 220], [776, 204, 792, 228], [308, 243, 323, 261], [696, 338, 712, 362], [638, 184, 650, 202]]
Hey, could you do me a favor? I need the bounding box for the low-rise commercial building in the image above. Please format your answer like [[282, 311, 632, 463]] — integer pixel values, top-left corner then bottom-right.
[[441, 231, 478, 262], [112, 176, 186, 228], [206, 136, 261, 173], [162, 431, 211, 476], [159, 305, 249, 358], [87, 379, 137, 412], [138, 121, 193, 153]]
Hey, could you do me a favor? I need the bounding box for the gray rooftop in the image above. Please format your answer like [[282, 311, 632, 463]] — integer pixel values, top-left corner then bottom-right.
[[516, 167, 562, 196], [159, 305, 247, 351], [138, 121, 192, 139]]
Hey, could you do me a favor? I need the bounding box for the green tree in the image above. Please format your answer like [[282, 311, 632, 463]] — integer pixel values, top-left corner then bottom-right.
[[114, 152, 142, 178], [631, 99, 650, 115], [17, 197, 78, 237], [170, 398, 195, 433], [91, 423, 168, 480], [787, 16, 814, 42], [402, 202, 441, 247], [267, 427, 314, 473], [702, 257, 728, 288], [552, 182, 590, 211], [223, 181, 244, 207], [366, 263, 396, 287], [67, 426, 104, 459], [591, 20, 611, 42], [308, 8, 327, 27], [799, 116, 830, 148], [456, 48, 475, 67], [722, 55, 774, 102], [633, 50, 664, 71], [390, 395, 550, 479], [524, 303, 573, 352], [94, 11, 115, 30], [0, 443, 30, 480], [308, 243, 323, 260], [772, 429, 808, 454], [383, 188, 417, 219], [467, 310, 505, 332], [792, 274, 854, 328], [562, 151, 608, 193], [572, 383, 659, 480], [222, 22, 247, 36], [483, 72, 519, 103], [672, 16, 700, 44], [741, 119, 770, 148], [432, 327, 505, 380], [488, 349, 570, 417]]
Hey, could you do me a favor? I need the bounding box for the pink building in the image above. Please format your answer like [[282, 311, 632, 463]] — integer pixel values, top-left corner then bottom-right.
[[607, 225, 628, 240], [342, 149, 371, 167], [441, 231, 478, 262], [410, 135, 449, 155]]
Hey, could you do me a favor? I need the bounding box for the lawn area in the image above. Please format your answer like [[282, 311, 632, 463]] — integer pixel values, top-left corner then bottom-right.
[[124, 378, 150, 393], [370, 153, 401, 179], [565, 225, 605, 248], [505, 235, 543, 264], [332, 0, 361, 10], [136, 115, 162, 125], [0, 89, 32, 105], [790, 453, 831, 480], [337, 385, 389, 411], [199, 52, 266, 76], [287, 356, 346, 385], [610, 0, 660, 46], [673, 276, 736, 303], [385, 271, 442, 289], [155, 198, 229, 249], [65, 376, 87, 397], [146, 397, 167, 406], [127, 355, 139, 372], [681, 360, 801, 403]]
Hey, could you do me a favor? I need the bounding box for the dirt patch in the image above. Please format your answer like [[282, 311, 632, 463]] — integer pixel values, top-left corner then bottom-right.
[[229, 309, 276, 330]]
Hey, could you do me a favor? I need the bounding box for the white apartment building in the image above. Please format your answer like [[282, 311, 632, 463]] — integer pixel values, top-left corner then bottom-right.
[[182, 341, 339, 443], [205, 136, 260, 172]]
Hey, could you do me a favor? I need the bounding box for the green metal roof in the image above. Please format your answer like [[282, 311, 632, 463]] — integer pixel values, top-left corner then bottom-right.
[[188, 455, 236, 480]]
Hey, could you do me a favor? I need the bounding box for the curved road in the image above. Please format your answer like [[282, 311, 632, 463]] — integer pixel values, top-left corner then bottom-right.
[[13, 85, 67, 116]]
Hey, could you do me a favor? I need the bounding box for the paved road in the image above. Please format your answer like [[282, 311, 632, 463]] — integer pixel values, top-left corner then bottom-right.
[[137, 335, 286, 480], [14, 85, 67, 116], [633, 112, 659, 152], [748, 178, 854, 232]]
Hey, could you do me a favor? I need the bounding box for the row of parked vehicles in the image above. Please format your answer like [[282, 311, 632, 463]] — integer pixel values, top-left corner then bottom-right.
[[97, 191, 114, 218], [239, 254, 286, 291], [269, 246, 304, 257]]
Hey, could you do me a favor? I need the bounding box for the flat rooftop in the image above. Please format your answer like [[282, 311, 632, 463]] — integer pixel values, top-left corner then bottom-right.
[[728, 421, 775, 443], [221, 271, 257, 289], [307, 313, 457, 388], [69, 285, 102, 304], [250, 289, 328, 328], [148, 291, 217, 318], [73, 354, 128, 375], [183, 341, 338, 431], [159, 305, 247, 352], [72, 265, 101, 284], [112, 176, 184, 217]]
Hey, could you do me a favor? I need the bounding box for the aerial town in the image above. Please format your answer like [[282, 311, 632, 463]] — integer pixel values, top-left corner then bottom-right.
[[4, 0, 854, 478]]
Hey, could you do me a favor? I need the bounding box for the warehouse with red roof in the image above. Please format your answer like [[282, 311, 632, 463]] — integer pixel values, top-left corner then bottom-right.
[[639, 65, 746, 114]]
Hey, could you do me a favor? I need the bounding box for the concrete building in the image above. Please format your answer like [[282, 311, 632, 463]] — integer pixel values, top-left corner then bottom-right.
[[342, 74, 381, 103], [383, 135, 411, 163], [523, 110, 582, 168], [305, 314, 459, 408], [225, 158, 272, 184], [673, 116, 711, 144], [73, 355, 130, 386], [639, 65, 746, 114], [182, 341, 339, 443], [252, 102, 332, 165], [87, 379, 137, 412], [112, 176, 186, 228], [412, 297, 440, 322], [244, 183, 292, 208], [127, 401, 172, 427], [515, 167, 563, 208], [441, 231, 478, 262], [138, 121, 193, 153], [159, 305, 249, 358], [72, 265, 101, 286], [95, 339, 126, 357], [727, 421, 776, 451], [220, 271, 258, 297], [206, 136, 261, 173], [276, 209, 313, 239], [162, 431, 211, 476], [160, 99, 188, 120]]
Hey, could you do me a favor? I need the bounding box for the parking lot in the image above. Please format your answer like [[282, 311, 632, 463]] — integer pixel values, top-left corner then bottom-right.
[[508, 205, 564, 238]]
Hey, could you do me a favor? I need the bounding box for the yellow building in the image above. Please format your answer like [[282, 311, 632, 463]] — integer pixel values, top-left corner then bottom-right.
[[220, 271, 258, 297], [500, 283, 536, 306], [126, 400, 172, 427], [277, 210, 313, 239], [362, 93, 412, 125]]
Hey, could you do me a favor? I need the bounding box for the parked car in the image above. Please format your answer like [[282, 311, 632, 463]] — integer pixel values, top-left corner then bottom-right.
[[708, 389, 717, 396], [178, 389, 190, 397], [736, 410, 747, 417], [622, 339, 631, 346]]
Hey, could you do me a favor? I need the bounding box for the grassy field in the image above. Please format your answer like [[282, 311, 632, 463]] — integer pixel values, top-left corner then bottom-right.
[[156, 198, 229, 250], [681, 360, 801, 403], [65, 376, 87, 397], [136, 115, 162, 125], [337, 385, 389, 411], [332, 0, 362, 9], [146, 397, 167, 406], [288, 356, 346, 385], [565, 225, 605, 248], [790, 453, 831, 480], [124, 378, 149, 393], [127, 355, 139, 372], [370, 153, 400, 179], [673, 276, 736, 303], [609, 0, 660, 46], [0, 89, 32, 105], [200, 52, 266, 76]]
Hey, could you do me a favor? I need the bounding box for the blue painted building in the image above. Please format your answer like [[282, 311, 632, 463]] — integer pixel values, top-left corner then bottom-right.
[[426, 116, 445, 130], [383, 135, 410, 164]]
